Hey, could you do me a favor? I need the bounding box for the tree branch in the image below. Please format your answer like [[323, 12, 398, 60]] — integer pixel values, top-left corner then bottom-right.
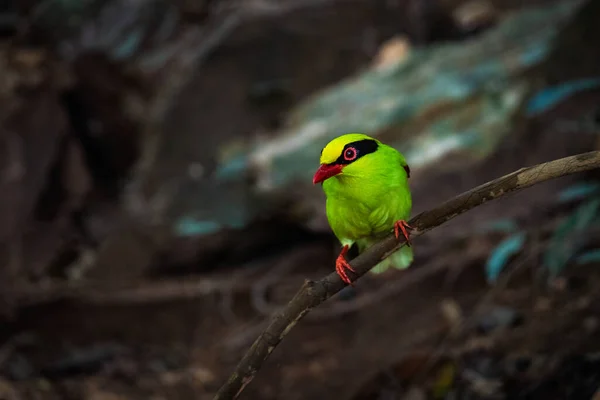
[[213, 151, 600, 400]]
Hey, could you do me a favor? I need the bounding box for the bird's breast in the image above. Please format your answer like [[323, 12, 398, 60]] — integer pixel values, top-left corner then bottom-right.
[[325, 186, 411, 241]]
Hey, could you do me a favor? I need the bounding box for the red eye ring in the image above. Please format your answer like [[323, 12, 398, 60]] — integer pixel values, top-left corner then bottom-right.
[[343, 147, 357, 161]]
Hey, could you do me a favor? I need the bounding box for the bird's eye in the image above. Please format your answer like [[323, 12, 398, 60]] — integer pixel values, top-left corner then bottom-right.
[[343, 147, 357, 161]]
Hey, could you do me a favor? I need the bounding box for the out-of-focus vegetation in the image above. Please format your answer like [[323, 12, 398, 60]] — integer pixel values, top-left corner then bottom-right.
[[1, 0, 600, 399]]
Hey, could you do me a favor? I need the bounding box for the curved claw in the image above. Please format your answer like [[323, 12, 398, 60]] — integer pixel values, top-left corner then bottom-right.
[[394, 220, 414, 246], [335, 245, 356, 286]]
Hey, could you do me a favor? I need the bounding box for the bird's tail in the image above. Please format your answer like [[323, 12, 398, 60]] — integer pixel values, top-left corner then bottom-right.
[[357, 238, 414, 274]]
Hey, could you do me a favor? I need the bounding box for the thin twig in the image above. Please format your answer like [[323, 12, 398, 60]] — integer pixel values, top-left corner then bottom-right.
[[213, 151, 600, 400], [308, 257, 450, 320]]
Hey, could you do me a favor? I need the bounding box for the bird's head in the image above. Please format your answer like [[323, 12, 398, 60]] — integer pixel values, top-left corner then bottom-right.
[[313, 133, 382, 184]]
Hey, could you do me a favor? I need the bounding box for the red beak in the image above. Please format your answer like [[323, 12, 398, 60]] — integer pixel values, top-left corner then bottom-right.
[[312, 163, 343, 184]]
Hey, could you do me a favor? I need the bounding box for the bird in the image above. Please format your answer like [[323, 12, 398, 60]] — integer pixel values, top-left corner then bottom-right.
[[312, 133, 414, 285]]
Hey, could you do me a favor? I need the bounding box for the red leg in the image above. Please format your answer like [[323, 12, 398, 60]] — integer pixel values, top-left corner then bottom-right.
[[394, 220, 414, 246], [335, 245, 356, 286]]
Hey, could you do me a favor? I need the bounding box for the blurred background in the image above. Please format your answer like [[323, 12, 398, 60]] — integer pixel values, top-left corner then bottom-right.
[[1, 0, 600, 398]]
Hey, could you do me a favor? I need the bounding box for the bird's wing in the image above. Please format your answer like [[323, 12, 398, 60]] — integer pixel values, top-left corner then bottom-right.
[[397, 151, 410, 178], [403, 163, 410, 179]]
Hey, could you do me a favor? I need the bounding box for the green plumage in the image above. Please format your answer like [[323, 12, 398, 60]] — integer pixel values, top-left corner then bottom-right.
[[319, 133, 413, 274]]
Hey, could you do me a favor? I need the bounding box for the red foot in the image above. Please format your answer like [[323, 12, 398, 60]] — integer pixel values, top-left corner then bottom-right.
[[335, 245, 356, 286], [394, 220, 414, 246]]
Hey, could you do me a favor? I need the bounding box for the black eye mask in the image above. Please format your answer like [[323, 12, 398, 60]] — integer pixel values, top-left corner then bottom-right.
[[333, 139, 379, 165]]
